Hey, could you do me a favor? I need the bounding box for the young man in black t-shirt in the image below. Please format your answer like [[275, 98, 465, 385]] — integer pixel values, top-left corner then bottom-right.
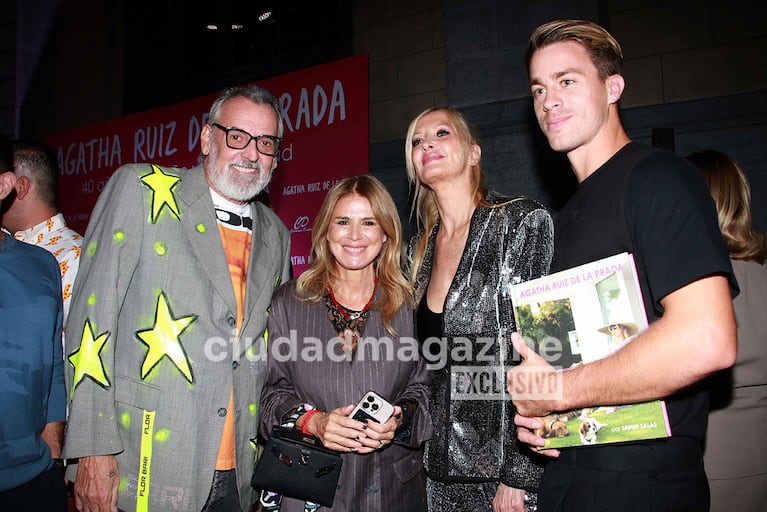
[[509, 20, 738, 511]]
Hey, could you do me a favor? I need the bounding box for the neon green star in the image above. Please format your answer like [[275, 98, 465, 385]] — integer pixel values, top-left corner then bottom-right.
[[68, 320, 111, 398], [136, 292, 197, 383], [140, 164, 181, 223]]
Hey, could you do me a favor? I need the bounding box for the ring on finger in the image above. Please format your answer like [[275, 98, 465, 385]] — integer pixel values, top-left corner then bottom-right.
[[377, 439, 384, 449]]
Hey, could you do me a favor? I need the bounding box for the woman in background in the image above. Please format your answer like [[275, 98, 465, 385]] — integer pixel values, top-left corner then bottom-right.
[[259, 175, 432, 512], [687, 150, 767, 511], [405, 107, 553, 512]]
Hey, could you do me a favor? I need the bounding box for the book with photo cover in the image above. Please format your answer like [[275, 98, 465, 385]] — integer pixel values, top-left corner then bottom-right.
[[509, 252, 671, 449]]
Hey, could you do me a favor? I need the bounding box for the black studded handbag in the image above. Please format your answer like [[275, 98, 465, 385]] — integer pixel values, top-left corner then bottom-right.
[[251, 426, 343, 507]]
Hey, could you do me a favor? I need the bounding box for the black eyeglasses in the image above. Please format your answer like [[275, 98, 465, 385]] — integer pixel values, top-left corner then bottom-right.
[[210, 123, 282, 156]]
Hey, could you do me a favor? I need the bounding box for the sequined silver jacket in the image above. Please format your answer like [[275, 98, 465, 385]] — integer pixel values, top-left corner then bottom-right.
[[408, 193, 553, 490]]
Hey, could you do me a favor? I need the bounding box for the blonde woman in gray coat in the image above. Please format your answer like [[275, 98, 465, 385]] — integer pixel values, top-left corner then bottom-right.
[[259, 175, 432, 512]]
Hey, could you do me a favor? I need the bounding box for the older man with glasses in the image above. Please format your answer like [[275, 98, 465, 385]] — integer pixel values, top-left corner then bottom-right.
[[62, 85, 291, 512]]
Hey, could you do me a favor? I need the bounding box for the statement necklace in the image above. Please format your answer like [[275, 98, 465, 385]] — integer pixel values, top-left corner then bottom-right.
[[325, 276, 378, 358], [327, 276, 378, 319]]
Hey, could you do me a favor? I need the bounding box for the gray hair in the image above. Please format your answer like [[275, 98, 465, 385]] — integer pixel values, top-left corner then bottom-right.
[[208, 84, 284, 138]]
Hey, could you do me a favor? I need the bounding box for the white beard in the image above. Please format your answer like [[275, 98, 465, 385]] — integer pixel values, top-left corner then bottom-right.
[[205, 144, 273, 202]]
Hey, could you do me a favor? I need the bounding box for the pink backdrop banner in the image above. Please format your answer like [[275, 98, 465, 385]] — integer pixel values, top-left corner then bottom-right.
[[46, 54, 369, 276]]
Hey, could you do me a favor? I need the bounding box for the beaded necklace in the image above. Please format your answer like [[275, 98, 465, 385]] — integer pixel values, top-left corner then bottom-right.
[[325, 276, 378, 357], [327, 276, 377, 319]]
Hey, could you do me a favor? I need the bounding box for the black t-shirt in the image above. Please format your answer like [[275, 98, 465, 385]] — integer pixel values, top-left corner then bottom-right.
[[552, 142, 736, 439]]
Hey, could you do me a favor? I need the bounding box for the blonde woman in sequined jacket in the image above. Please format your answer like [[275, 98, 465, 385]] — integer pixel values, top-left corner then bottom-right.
[[405, 107, 554, 512]]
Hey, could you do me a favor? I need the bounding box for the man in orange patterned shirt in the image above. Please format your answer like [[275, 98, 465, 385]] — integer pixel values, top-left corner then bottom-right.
[[1, 140, 82, 324]]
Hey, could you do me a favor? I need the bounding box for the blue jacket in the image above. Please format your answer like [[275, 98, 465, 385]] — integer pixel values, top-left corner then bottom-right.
[[0, 235, 66, 491]]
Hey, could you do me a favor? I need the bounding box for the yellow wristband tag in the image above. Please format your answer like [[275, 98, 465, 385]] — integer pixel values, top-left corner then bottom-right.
[[137, 409, 155, 512]]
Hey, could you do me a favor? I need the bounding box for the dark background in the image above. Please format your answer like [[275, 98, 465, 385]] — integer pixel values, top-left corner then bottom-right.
[[3, 0, 766, 234]]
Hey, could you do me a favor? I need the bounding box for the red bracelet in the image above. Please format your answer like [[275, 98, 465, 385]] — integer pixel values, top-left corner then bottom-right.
[[300, 409, 321, 435]]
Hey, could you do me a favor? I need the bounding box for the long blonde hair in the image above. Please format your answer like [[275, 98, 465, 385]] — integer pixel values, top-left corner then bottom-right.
[[404, 107, 489, 284], [296, 175, 412, 334], [687, 150, 767, 263]]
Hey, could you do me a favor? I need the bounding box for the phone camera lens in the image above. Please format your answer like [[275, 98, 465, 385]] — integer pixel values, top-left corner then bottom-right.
[[362, 402, 369, 409], [367, 396, 374, 403], [372, 404, 379, 411]]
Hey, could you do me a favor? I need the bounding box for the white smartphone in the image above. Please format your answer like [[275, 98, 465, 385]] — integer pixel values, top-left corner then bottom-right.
[[349, 390, 394, 424]]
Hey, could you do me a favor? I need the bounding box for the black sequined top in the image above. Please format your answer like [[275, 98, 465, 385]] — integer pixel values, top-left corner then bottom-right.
[[408, 192, 553, 490]]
